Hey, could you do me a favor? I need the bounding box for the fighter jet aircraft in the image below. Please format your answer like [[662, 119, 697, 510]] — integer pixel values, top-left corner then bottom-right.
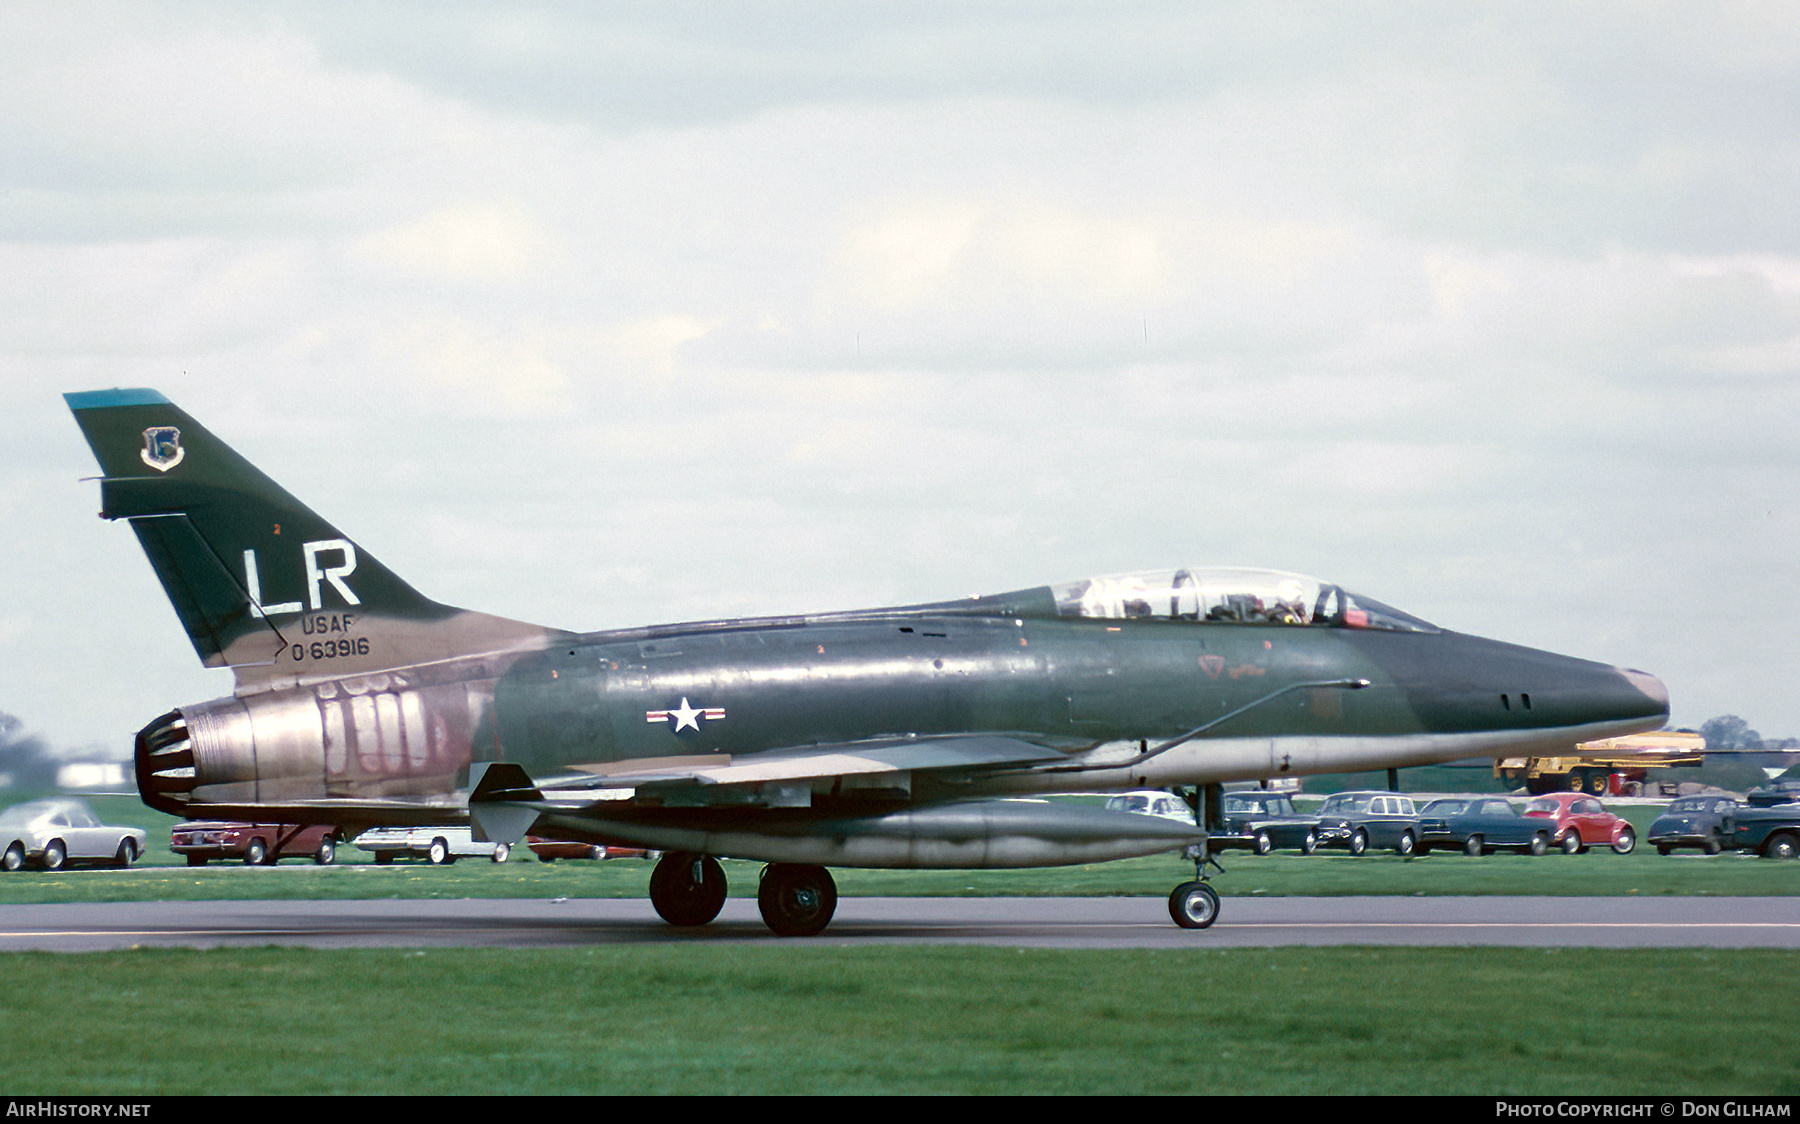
[[65, 389, 1670, 935]]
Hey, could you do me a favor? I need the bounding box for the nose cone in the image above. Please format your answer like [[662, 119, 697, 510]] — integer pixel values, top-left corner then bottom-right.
[[1349, 630, 1670, 738], [1552, 658, 1670, 734], [1617, 667, 1670, 717], [1508, 646, 1671, 737]]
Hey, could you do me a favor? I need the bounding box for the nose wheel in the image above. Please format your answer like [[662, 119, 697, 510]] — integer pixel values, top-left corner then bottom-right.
[[1169, 782, 1224, 930], [1169, 880, 1220, 929], [648, 851, 728, 927]]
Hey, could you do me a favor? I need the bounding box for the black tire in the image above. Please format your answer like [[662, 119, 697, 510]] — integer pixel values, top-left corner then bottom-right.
[[1656, 843, 1673, 856], [244, 838, 267, 866], [2, 842, 24, 872], [1561, 832, 1583, 855], [538, 855, 555, 863], [1396, 831, 1416, 857], [1168, 881, 1220, 929], [374, 852, 394, 864], [315, 839, 336, 865], [1765, 833, 1799, 860], [1348, 828, 1368, 856], [1611, 828, 1636, 855], [491, 843, 510, 863], [1528, 833, 1549, 857], [114, 839, 137, 868], [649, 852, 728, 926], [1301, 830, 1317, 855], [1464, 835, 1484, 857], [427, 838, 452, 865], [42, 839, 66, 872], [1253, 830, 1273, 856], [186, 855, 208, 867], [757, 864, 838, 937], [1703, 839, 1721, 856]]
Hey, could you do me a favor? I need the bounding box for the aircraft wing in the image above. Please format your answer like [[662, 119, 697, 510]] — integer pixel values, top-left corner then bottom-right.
[[542, 734, 1067, 795]]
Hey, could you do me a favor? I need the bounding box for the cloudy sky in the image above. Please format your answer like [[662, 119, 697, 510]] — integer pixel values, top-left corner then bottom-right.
[[4, 2, 1796, 756]]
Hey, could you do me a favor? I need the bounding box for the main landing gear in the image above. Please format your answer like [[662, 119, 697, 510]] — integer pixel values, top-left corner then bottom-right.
[[647, 852, 841, 936], [648, 851, 728, 927], [757, 863, 838, 937]]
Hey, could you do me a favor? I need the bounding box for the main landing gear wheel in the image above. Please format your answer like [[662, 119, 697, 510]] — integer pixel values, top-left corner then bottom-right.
[[650, 851, 728, 927], [757, 863, 838, 937], [1168, 881, 1219, 929]]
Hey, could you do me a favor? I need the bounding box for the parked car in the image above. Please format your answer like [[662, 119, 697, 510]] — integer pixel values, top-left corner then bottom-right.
[[170, 821, 338, 866], [1648, 796, 1740, 855], [1521, 792, 1636, 854], [1417, 797, 1552, 856], [1215, 790, 1320, 854], [1313, 791, 1421, 855], [0, 798, 147, 872], [526, 837, 656, 862], [1727, 802, 1800, 859], [355, 826, 510, 864], [1104, 790, 1194, 823], [1744, 783, 1800, 808]]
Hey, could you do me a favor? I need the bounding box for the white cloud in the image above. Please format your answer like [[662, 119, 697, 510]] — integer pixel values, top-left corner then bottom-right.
[[354, 204, 555, 284]]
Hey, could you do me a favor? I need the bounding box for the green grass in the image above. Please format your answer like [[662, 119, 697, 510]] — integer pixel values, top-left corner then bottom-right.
[[3, 945, 1793, 1095], [8, 794, 1797, 1096]]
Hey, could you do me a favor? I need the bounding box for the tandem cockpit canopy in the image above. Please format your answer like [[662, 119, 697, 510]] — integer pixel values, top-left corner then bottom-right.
[[1047, 568, 1439, 633]]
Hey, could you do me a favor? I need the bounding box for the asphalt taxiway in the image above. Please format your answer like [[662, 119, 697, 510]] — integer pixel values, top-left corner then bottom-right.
[[3, 896, 1798, 951]]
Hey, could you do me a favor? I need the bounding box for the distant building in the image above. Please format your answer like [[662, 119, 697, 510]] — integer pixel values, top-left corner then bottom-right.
[[56, 762, 128, 790]]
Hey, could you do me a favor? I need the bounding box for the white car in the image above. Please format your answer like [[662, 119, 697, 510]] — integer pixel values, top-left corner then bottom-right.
[[0, 798, 148, 871], [1104, 790, 1194, 823], [354, 826, 510, 865]]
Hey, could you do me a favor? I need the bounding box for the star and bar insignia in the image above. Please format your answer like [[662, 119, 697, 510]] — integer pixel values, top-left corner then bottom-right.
[[645, 697, 726, 733]]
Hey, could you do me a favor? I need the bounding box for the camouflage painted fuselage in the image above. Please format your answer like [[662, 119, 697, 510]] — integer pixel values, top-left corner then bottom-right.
[[141, 591, 1667, 828]]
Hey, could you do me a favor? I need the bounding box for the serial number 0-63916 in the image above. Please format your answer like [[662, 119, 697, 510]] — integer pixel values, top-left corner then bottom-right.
[[292, 637, 370, 661]]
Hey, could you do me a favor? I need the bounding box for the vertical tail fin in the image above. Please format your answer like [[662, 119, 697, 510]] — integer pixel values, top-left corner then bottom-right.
[[66, 389, 559, 688]]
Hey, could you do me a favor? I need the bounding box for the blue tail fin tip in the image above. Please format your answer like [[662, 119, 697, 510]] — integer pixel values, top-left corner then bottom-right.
[[64, 388, 171, 410]]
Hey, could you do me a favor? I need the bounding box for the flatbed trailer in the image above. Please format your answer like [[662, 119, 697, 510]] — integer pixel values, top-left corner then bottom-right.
[[1496, 731, 1707, 795]]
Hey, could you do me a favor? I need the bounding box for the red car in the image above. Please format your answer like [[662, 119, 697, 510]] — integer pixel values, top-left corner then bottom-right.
[[526, 837, 655, 862], [171, 822, 338, 866], [1522, 794, 1636, 854]]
